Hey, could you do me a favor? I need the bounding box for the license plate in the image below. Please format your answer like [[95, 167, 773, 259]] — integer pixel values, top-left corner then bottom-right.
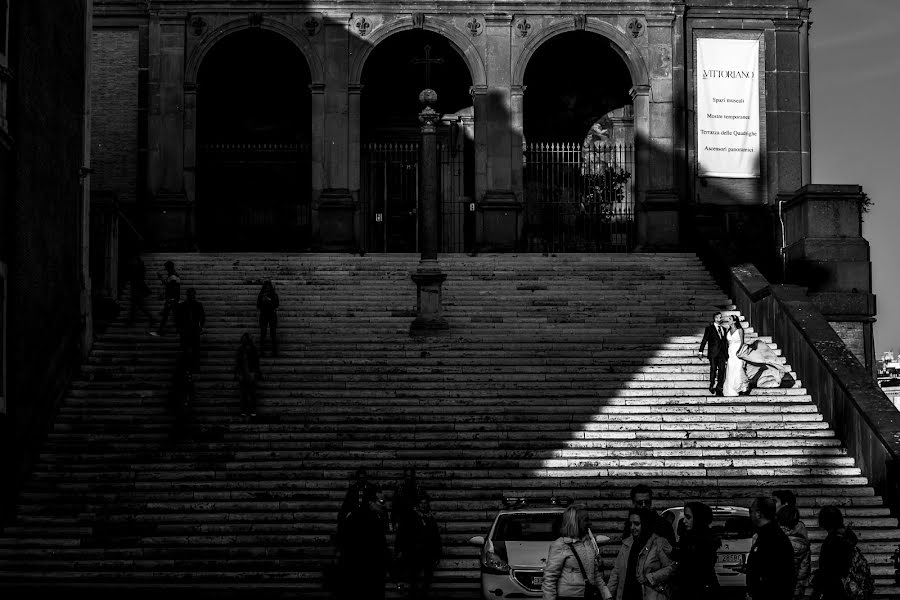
[[531, 576, 543, 586], [718, 553, 743, 564]]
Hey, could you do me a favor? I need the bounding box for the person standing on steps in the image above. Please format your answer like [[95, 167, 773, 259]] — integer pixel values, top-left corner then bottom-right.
[[391, 467, 424, 533], [150, 260, 181, 337], [174, 287, 206, 372], [339, 467, 379, 524], [124, 251, 155, 330], [721, 313, 750, 397], [256, 279, 280, 357], [336, 486, 391, 600], [394, 492, 442, 600], [233, 332, 262, 418], [698, 312, 727, 396]]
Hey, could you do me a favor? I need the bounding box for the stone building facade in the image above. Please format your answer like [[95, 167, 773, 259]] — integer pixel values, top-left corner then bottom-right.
[[91, 0, 811, 250], [87, 0, 874, 369]]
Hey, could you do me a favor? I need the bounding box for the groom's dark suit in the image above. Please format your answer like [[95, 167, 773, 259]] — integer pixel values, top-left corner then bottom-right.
[[699, 322, 728, 395]]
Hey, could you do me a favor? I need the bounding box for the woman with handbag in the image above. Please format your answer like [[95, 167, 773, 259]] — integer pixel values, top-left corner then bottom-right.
[[607, 508, 675, 600], [542, 504, 613, 600]]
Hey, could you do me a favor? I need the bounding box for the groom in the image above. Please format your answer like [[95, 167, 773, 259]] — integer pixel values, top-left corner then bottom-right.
[[698, 312, 728, 396]]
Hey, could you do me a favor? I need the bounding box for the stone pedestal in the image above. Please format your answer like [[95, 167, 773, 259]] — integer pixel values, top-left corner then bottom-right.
[[410, 263, 449, 336], [477, 190, 521, 251], [782, 184, 876, 374], [315, 189, 356, 251], [410, 89, 448, 335]]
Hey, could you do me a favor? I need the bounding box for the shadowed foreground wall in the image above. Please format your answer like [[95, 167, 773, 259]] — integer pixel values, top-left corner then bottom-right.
[[0, 0, 89, 521]]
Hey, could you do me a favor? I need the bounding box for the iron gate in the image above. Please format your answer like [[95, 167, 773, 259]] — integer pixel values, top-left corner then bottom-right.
[[361, 141, 469, 253], [523, 142, 635, 252], [197, 142, 311, 250]]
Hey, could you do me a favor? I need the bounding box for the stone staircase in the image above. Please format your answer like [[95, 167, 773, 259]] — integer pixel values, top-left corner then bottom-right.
[[0, 252, 897, 597]]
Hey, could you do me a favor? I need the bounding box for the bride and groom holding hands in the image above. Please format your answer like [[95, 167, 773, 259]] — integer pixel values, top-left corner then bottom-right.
[[698, 310, 788, 397]]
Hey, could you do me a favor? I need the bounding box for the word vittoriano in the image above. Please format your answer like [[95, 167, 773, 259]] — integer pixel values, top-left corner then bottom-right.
[[702, 69, 754, 78]]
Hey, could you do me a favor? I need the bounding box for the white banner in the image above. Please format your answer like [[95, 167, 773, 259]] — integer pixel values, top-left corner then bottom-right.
[[696, 38, 760, 178]]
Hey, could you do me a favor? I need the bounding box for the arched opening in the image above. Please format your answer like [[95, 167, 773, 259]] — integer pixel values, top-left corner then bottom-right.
[[522, 31, 636, 252], [359, 30, 475, 252], [196, 28, 312, 251]]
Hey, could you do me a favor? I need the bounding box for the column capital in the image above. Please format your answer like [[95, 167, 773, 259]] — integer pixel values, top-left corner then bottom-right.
[[484, 13, 512, 26], [510, 84, 527, 96], [470, 84, 489, 98], [630, 85, 650, 99], [310, 83, 326, 94], [646, 14, 676, 27], [773, 18, 802, 32]]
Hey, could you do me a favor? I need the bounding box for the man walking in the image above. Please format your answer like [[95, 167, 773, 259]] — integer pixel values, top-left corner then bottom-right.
[[698, 311, 728, 396]]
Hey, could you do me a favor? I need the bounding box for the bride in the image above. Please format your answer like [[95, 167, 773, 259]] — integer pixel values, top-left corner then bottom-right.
[[721, 314, 749, 397]]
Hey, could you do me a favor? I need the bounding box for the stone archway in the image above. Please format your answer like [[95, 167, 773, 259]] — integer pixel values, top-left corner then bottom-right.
[[354, 25, 477, 253], [193, 27, 313, 250], [518, 26, 641, 252]]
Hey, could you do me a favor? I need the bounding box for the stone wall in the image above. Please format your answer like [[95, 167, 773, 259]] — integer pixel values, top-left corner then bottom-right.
[[1, 0, 88, 520], [91, 28, 139, 204], [730, 264, 900, 514]]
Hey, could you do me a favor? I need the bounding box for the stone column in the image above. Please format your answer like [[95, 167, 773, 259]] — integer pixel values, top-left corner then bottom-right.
[[799, 13, 812, 186], [147, 13, 189, 249], [309, 82, 326, 243], [772, 18, 804, 195], [641, 14, 680, 250], [410, 89, 448, 336], [315, 16, 356, 250], [509, 85, 526, 200], [475, 13, 521, 251], [782, 184, 877, 374]]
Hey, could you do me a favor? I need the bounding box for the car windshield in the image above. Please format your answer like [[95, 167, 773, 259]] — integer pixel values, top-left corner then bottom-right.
[[493, 513, 562, 542], [711, 515, 754, 540]]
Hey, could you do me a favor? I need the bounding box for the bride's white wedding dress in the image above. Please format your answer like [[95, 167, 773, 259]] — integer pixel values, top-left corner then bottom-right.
[[722, 328, 749, 397]]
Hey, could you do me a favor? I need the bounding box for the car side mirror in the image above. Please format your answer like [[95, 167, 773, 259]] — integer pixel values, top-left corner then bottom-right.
[[468, 535, 485, 546]]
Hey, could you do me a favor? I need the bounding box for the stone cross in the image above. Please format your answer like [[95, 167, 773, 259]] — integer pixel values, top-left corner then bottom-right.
[[411, 44, 444, 89]]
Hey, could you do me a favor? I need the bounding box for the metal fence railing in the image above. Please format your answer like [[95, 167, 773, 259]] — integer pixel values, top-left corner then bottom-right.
[[523, 142, 635, 252]]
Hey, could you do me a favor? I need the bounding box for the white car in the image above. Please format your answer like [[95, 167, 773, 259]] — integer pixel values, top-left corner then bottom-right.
[[468, 498, 610, 600], [660, 505, 754, 589]]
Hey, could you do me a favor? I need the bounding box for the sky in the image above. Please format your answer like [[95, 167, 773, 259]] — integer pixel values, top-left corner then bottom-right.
[[808, 0, 900, 357]]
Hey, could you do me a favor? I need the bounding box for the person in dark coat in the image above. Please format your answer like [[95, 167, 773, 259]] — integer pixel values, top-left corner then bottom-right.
[[339, 467, 379, 524], [337, 486, 390, 600], [672, 501, 720, 600], [125, 252, 155, 329], [174, 287, 205, 372], [810, 506, 871, 600], [233, 332, 262, 417], [394, 493, 442, 600], [257, 280, 280, 356], [745, 496, 795, 600], [151, 260, 181, 336], [698, 312, 728, 395], [391, 467, 424, 533]]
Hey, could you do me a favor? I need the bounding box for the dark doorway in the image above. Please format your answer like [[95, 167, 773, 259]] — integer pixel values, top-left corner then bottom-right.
[[360, 31, 474, 252], [522, 32, 636, 252], [196, 29, 312, 251]]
